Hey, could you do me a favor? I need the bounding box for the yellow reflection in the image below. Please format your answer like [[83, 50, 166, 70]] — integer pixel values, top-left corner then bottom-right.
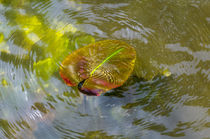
[[1, 78, 9, 87]]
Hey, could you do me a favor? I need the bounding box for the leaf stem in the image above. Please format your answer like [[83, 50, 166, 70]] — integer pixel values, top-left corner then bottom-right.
[[90, 47, 124, 76]]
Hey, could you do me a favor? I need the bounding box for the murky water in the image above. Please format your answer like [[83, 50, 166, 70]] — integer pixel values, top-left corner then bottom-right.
[[0, 0, 210, 138]]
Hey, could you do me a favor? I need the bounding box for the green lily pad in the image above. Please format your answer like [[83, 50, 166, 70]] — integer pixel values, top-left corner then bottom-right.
[[59, 40, 136, 96]]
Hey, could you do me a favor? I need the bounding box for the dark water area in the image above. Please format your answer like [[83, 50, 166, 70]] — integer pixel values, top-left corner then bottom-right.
[[0, 0, 210, 138]]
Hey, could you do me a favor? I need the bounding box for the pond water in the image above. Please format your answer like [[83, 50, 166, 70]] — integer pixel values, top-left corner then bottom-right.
[[0, 0, 210, 138]]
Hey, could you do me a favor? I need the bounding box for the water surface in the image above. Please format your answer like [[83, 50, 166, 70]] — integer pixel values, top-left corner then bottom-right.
[[0, 0, 210, 138]]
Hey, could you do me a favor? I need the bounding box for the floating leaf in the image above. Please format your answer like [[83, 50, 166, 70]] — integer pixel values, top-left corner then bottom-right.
[[59, 40, 136, 96]]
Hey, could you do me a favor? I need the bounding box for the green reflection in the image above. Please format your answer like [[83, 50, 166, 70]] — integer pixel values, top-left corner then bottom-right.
[[81, 130, 122, 139], [0, 33, 4, 43], [0, 119, 31, 138], [1, 78, 9, 87]]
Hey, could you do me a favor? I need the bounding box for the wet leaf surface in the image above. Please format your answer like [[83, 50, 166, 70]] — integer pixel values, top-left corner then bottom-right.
[[60, 40, 136, 95]]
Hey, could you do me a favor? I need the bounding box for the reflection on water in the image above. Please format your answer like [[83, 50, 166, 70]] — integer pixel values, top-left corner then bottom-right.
[[0, 0, 210, 138]]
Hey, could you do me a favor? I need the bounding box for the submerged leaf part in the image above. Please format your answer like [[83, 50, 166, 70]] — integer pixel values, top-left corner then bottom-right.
[[60, 40, 136, 96], [33, 58, 57, 81]]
